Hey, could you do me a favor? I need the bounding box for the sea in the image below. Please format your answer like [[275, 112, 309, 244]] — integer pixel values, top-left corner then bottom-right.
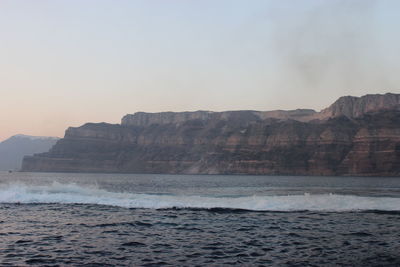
[[0, 172, 400, 266]]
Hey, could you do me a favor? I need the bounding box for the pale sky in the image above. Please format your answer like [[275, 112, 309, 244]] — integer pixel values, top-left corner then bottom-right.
[[1, 0, 400, 141]]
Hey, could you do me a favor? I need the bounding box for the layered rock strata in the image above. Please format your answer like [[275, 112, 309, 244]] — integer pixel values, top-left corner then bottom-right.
[[22, 93, 400, 176]]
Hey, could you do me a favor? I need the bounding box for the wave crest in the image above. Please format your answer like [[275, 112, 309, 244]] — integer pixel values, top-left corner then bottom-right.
[[1, 182, 400, 211]]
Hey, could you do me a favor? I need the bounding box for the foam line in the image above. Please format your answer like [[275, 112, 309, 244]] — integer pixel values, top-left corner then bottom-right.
[[1, 182, 400, 211]]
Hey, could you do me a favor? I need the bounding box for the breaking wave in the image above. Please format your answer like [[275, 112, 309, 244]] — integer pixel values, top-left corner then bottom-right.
[[1, 182, 400, 211]]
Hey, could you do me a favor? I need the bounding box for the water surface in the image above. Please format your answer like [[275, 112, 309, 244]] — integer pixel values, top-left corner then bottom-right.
[[1, 172, 399, 266]]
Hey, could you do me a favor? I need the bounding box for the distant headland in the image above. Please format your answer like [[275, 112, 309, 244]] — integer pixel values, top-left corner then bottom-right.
[[22, 93, 400, 176]]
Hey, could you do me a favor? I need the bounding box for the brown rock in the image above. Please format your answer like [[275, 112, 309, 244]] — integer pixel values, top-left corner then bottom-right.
[[22, 93, 400, 176]]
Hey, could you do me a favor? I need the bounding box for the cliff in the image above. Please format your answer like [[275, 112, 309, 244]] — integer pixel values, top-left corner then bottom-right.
[[315, 93, 400, 119], [22, 93, 400, 176]]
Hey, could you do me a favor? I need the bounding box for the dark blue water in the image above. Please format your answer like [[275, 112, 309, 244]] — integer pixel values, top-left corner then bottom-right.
[[1, 172, 400, 266]]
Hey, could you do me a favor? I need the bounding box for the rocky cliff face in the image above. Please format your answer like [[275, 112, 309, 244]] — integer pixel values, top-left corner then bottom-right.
[[315, 93, 400, 119], [121, 93, 400, 126], [120, 109, 318, 127], [22, 93, 400, 176]]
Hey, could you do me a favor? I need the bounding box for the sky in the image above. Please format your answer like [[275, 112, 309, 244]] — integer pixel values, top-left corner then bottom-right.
[[1, 0, 400, 141]]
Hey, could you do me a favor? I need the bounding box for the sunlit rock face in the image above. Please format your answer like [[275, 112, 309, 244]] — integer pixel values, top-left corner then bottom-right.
[[314, 93, 400, 120], [22, 93, 400, 176]]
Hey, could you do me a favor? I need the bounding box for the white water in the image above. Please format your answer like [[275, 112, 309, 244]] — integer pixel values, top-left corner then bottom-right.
[[1, 182, 400, 211]]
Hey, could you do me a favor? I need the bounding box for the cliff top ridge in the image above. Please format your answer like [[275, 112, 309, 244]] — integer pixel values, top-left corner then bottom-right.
[[120, 93, 400, 126]]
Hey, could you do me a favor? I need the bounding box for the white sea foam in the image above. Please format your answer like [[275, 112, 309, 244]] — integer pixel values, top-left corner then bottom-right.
[[0, 182, 399, 211]]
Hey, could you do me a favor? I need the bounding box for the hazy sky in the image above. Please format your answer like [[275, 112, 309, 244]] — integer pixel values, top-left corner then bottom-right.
[[1, 0, 400, 141]]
